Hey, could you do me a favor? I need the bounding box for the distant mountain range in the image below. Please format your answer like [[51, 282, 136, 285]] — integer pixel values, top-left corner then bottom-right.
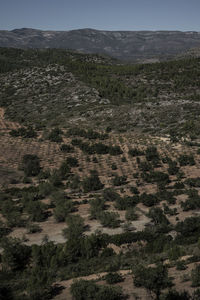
[[1, 28, 200, 62]]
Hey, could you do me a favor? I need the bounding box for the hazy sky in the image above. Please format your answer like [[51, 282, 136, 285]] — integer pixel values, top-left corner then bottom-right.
[[0, 0, 200, 31]]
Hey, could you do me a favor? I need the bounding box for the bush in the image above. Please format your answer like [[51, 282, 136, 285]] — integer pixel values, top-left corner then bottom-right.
[[115, 196, 139, 210], [89, 197, 105, 219], [105, 272, 124, 284], [70, 280, 125, 300], [99, 211, 120, 228], [48, 128, 63, 143], [66, 156, 79, 167], [145, 146, 160, 161], [21, 154, 41, 177], [148, 207, 169, 226], [26, 223, 42, 234], [128, 148, 144, 157], [191, 265, 200, 287], [102, 188, 120, 202], [82, 173, 104, 192], [60, 144, 74, 152], [140, 193, 159, 207], [113, 175, 127, 186], [178, 154, 195, 166], [9, 126, 37, 138]]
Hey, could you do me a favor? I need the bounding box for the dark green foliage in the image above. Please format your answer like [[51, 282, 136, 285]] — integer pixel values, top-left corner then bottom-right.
[[89, 197, 105, 219], [130, 186, 139, 195], [145, 146, 160, 161], [26, 223, 42, 234], [128, 148, 144, 156], [115, 195, 139, 210], [67, 128, 108, 140], [181, 189, 200, 211], [102, 188, 121, 202], [168, 245, 183, 261], [185, 177, 200, 187], [63, 215, 85, 240], [54, 199, 75, 222], [70, 279, 125, 300], [138, 160, 152, 171], [59, 161, 71, 180], [156, 190, 176, 205], [105, 272, 124, 284], [51, 191, 75, 222], [82, 173, 104, 192], [60, 144, 74, 152], [133, 264, 172, 300], [140, 193, 159, 207], [1, 237, 31, 271], [111, 163, 118, 170], [178, 154, 195, 166], [66, 156, 79, 167], [26, 266, 54, 300], [99, 211, 120, 228], [163, 203, 177, 216], [148, 207, 169, 226], [9, 126, 37, 138], [167, 160, 180, 175], [191, 265, 200, 287], [176, 260, 187, 270], [49, 169, 63, 186], [141, 171, 170, 185], [113, 175, 127, 186], [25, 201, 47, 222], [48, 128, 63, 143], [164, 290, 191, 300], [108, 145, 123, 155], [21, 154, 41, 177], [175, 216, 200, 243]]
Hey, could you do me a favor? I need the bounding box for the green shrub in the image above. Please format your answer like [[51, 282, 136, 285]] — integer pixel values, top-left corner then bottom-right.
[[178, 154, 195, 166], [60, 144, 74, 152], [99, 211, 120, 228], [113, 175, 127, 186], [48, 128, 63, 143], [105, 272, 124, 284], [191, 265, 200, 287], [82, 173, 104, 192], [70, 279, 125, 300], [21, 154, 41, 177]]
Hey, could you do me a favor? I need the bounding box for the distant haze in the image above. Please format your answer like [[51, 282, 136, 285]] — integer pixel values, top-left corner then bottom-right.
[[0, 28, 200, 62]]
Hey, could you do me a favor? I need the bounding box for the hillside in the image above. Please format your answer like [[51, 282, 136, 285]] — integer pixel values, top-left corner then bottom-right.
[[1, 48, 200, 300], [1, 28, 200, 62]]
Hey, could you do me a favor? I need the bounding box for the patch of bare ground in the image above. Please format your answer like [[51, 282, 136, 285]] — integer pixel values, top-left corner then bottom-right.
[[9, 215, 67, 245], [168, 262, 200, 295]]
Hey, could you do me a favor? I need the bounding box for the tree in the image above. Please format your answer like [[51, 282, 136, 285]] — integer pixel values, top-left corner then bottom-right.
[[82, 172, 104, 192], [1, 237, 31, 271], [133, 263, 172, 300], [70, 279, 125, 300], [21, 154, 41, 176], [164, 290, 191, 300]]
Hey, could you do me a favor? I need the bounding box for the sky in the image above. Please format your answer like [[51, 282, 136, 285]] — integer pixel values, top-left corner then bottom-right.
[[0, 0, 200, 32]]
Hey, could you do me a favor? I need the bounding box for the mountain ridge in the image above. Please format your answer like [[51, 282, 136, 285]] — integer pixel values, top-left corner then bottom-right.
[[1, 28, 200, 62]]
